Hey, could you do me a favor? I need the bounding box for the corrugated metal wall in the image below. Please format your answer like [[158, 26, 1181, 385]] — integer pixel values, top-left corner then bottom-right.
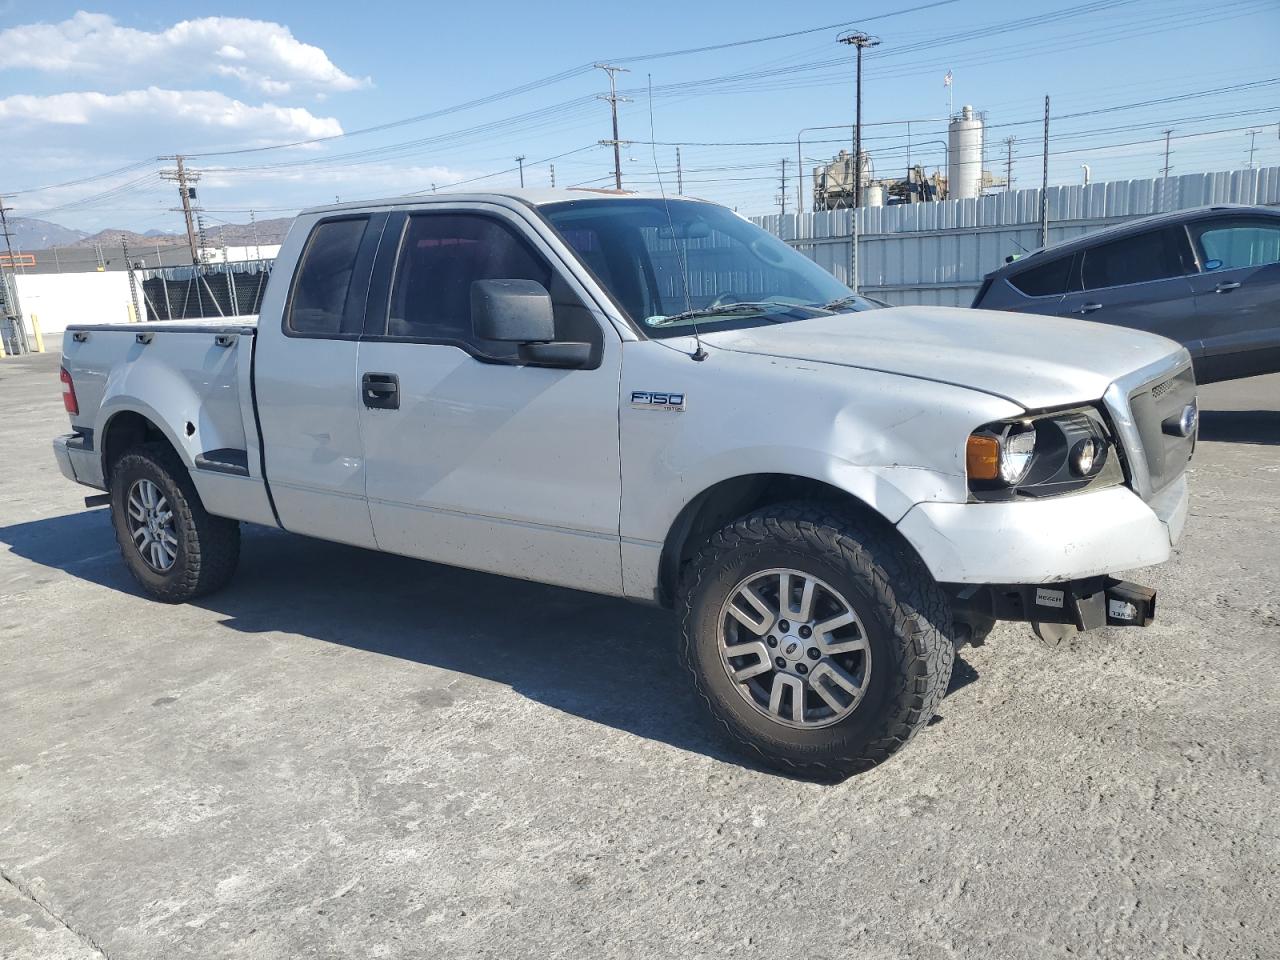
[[752, 166, 1280, 306]]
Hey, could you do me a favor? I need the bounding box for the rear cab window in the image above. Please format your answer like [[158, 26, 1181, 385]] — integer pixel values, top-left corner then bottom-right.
[[286, 217, 370, 337]]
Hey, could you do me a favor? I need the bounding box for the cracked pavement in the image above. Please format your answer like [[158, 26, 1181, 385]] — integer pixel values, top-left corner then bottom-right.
[[1, 350, 1278, 959]]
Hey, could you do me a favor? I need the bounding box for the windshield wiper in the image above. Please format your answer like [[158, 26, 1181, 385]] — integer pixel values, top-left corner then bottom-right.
[[817, 295, 866, 311], [646, 301, 793, 327]]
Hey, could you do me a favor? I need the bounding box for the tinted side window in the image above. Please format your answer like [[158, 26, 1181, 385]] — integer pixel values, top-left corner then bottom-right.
[[287, 218, 369, 335], [1193, 219, 1280, 269], [386, 213, 599, 360], [1080, 230, 1179, 290], [1009, 256, 1073, 297]]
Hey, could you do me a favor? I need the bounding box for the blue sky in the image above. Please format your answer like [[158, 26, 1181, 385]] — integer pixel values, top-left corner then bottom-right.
[[2, 0, 1277, 233]]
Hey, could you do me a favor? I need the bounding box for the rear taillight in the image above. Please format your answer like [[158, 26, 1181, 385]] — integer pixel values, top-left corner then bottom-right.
[[60, 366, 79, 415]]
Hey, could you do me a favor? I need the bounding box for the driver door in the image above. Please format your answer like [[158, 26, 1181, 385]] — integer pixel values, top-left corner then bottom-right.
[[356, 205, 625, 595]]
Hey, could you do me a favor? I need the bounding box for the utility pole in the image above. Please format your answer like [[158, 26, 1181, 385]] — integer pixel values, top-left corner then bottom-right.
[[1039, 95, 1050, 249], [515, 155, 526, 187], [1161, 129, 1174, 178], [595, 63, 631, 190], [550, 164, 556, 188], [160, 155, 201, 264], [837, 32, 880, 210], [676, 147, 683, 194], [1247, 129, 1261, 169], [1004, 135, 1015, 191], [779, 157, 788, 217]]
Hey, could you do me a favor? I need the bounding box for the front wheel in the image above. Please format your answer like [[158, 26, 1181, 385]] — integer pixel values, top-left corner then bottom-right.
[[109, 443, 240, 602], [678, 503, 954, 778]]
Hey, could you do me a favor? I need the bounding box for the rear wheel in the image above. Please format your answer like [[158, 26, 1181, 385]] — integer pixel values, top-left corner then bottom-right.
[[110, 443, 240, 602], [678, 503, 955, 778]]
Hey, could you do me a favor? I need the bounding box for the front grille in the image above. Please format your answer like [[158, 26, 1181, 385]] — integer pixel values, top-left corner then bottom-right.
[[1128, 366, 1196, 496]]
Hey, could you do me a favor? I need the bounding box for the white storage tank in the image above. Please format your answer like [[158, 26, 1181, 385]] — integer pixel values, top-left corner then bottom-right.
[[947, 105, 984, 200]]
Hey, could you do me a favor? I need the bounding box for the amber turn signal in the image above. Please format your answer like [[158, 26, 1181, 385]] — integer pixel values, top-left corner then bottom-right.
[[966, 434, 1000, 481]]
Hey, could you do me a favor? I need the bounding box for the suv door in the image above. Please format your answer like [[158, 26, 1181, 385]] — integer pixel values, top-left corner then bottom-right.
[[255, 213, 387, 548], [356, 205, 624, 595], [1060, 226, 1198, 344], [1184, 215, 1280, 382]]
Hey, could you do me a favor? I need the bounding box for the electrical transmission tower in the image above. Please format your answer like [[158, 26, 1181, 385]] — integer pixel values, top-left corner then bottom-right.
[[594, 63, 631, 190], [1004, 136, 1015, 191], [159, 156, 202, 264], [0, 195, 31, 353], [1161, 129, 1174, 179]]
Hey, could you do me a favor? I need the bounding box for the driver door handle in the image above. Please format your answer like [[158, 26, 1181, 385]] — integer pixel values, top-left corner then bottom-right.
[[1214, 281, 1241, 293], [1076, 302, 1103, 314]]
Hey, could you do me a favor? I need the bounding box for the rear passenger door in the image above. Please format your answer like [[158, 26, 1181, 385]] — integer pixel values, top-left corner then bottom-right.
[[1059, 227, 1198, 345], [1183, 215, 1280, 381], [255, 213, 387, 549]]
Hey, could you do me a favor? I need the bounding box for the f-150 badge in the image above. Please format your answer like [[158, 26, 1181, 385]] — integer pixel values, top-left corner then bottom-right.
[[631, 391, 686, 411]]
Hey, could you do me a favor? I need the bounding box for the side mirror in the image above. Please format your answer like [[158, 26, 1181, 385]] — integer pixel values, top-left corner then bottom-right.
[[1203, 258, 1223, 272], [470, 278, 591, 369], [471, 279, 555, 342]]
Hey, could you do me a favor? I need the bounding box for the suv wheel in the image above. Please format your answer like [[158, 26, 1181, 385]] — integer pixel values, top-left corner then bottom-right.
[[678, 503, 954, 778], [109, 442, 240, 602]]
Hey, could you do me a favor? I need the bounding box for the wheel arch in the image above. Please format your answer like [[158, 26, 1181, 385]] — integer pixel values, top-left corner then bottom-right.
[[656, 472, 909, 609], [100, 406, 187, 485]]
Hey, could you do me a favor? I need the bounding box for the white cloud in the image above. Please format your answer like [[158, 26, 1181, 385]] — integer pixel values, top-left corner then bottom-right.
[[0, 87, 343, 140], [0, 12, 370, 95]]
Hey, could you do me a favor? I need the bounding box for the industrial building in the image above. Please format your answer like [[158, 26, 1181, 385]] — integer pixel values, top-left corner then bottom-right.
[[811, 105, 1004, 210]]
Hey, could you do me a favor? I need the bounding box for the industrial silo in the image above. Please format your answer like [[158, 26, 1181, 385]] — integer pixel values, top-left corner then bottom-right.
[[947, 105, 984, 200]]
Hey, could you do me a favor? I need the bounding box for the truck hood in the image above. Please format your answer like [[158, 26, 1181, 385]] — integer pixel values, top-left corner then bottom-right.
[[702, 305, 1182, 410]]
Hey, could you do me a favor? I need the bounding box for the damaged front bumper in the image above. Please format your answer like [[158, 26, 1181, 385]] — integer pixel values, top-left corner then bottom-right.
[[952, 576, 1157, 636]]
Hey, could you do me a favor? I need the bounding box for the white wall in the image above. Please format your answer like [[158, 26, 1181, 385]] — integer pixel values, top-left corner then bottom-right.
[[14, 271, 146, 338], [198, 244, 281, 263]]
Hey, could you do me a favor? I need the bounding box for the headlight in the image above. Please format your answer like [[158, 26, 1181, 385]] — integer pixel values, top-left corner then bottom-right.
[[966, 423, 1036, 485], [967, 407, 1121, 499]]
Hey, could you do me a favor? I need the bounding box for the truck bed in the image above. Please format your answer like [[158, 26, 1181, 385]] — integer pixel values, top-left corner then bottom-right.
[[58, 319, 276, 527]]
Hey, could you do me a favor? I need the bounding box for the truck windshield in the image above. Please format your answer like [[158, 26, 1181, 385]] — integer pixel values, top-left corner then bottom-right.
[[540, 198, 880, 338]]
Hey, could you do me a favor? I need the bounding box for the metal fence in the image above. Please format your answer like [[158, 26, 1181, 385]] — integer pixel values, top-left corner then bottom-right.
[[752, 166, 1280, 306], [140, 260, 274, 321]]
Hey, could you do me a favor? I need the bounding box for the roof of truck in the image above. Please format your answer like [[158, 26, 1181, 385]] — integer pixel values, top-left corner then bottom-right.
[[300, 188, 713, 217]]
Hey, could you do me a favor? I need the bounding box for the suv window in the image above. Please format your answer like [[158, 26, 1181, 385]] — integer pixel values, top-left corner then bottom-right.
[[287, 218, 369, 335], [1080, 229, 1180, 290], [1192, 219, 1280, 270], [385, 212, 599, 360], [1008, 255, 1073, 297]]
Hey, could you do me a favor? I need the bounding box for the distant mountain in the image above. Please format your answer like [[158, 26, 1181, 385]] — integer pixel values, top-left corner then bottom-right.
[[14, 216, 295, 252], [6, 217, 88, 250]]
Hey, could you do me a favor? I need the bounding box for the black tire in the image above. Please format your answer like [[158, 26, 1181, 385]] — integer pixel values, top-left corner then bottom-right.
[[109, 442, 240, 602], [678, 502, 955, 779]]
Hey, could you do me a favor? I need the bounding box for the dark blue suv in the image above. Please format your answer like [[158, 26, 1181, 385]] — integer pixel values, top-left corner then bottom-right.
[[972, 204, 1280, 383]]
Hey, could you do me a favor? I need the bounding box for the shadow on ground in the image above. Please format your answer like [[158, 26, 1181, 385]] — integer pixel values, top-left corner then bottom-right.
[[1, 508, 977, 781], [1197, 409, 1280, 445]]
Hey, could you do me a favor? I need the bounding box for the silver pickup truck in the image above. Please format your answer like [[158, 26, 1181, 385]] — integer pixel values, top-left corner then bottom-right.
[[54, 190, 1197, 777]]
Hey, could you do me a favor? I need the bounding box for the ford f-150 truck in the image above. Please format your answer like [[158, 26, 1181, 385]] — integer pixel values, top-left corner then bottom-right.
[[54, 190, 1197, 777]]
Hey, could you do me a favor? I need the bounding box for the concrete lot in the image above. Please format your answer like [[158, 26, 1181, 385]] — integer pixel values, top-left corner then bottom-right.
[[1, 349, 1277, 959]]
